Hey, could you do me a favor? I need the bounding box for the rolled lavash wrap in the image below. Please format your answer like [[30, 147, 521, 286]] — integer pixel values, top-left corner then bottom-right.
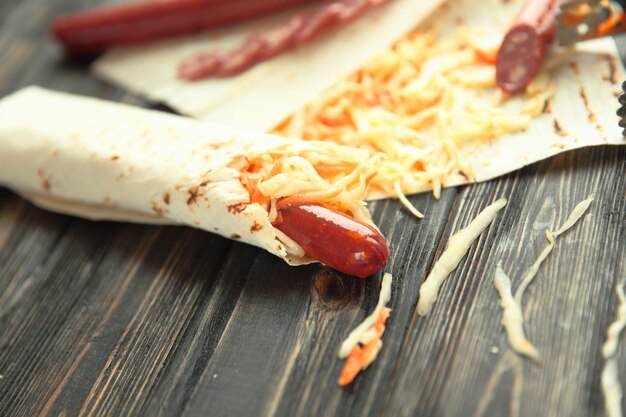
[[0, 86, 385, 271]]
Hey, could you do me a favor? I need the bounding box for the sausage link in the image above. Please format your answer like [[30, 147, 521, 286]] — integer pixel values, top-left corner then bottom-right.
[[177, 0, 391, 80], [51, 0, 319, 55], [273, 204, 389, 278], [496, 0, 564, 94]]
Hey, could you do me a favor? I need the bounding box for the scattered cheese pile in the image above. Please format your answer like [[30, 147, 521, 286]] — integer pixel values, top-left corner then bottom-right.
[[274, 29, 553, 200], [338, 272, 393, 386], [495, 196, 594, 360], [417, 198, 507, 316], [601, 282, 626, 417]]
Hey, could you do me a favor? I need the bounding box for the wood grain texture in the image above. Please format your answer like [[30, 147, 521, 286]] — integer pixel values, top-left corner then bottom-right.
[[0, 1, 625, 416]]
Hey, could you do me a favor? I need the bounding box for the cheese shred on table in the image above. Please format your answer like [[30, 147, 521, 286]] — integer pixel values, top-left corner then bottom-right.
[[337, 272, 393, 386], [495, 196, 593, 360], [494, 262, 540, 361], [601, 282, 626, 417], [273, 29, 551, 200], [513, 196, 594, 305], [417, 198, 507, 316]]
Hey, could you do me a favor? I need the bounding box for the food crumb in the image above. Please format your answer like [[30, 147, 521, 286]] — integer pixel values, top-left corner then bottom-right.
[[213, 374, 218, 379], [553, 120, 568, 137], [490, 346, 499, 354]]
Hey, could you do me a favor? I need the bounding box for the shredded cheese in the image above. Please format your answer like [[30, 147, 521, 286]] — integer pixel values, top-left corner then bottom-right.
[[493, 262, 541, 361], [601, 283, 626, 417], [417, 198, 507, 316], [514, 196, 594, 305], [339, 272, 393, 358], [273, 29, 552, 198], [495, 196, 593, 360], [394, 180, 424, 219], [513, 231, 556, 306], [337, 272, 393, 386], [229, 142, 381, 257]]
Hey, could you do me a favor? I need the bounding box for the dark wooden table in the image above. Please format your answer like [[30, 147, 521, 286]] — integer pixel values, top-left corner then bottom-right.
[[1, 1, 625, 416]]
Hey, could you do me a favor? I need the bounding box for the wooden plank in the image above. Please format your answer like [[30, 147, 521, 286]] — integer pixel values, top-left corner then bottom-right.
[[0, 0, 625, 416], [383, 146, 626, 417]]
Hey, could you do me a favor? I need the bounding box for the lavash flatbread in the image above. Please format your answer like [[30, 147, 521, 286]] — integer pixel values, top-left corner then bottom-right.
[[0, 86, 374, 266]]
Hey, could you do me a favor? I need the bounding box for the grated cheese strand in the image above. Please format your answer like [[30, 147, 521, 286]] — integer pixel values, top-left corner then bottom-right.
[[553, 196, 594, 237], [603, 361, 622, 417], [394, 180, 424, 219], [338, 272, 393, 359], [601, 283, 626, 417], [362, 340, 383, 369], [513, 231, 555, 305], [494, 262, 541, 361], [514, 196, 594, 305], [417, 198, 507, 316]]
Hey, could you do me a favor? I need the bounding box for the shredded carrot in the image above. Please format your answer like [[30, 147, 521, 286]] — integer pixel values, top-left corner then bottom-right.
[[338, 345, 364, 386], [473, 47, 498, 65], [338, 307, 392, 386], [594, 12, 624, 37], [361, 339, 382, 367], [374, 307, 391, 337], [250, 187, 269, 205], [378, 306, 391, 322]]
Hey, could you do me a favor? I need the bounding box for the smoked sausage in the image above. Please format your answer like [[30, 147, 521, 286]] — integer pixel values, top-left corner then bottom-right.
[[496, 0, 564, 94], [52, 0, 318, 55], [273, 203, 389, 278]]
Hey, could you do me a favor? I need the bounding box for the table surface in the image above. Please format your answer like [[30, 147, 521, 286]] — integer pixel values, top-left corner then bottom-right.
[[0, 1, 625, 417]]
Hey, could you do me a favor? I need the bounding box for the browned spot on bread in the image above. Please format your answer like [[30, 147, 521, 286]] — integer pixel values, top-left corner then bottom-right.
[[569, 61, 579, 76], [37, 169, 45, 178], [206, 139, 236, 151], [52, 149, 59, 157], [542, 99, 552, 114], [458, 170, 470, 181], [41, 180, 51, 192], [151, 202, 164, 216], [603, 54, 618, 84], [110, 155, 119, 161], [187, 187, 199, 206], [579, 87, 596, 123], [163, 193, 170, 205], [104, 196, 111, 204], [580, 86, 589, 107], [230, 234, 241, 240], [250, 222, 263, 232], [553, 119, 568, 137], [228, 203, 246, 214]]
